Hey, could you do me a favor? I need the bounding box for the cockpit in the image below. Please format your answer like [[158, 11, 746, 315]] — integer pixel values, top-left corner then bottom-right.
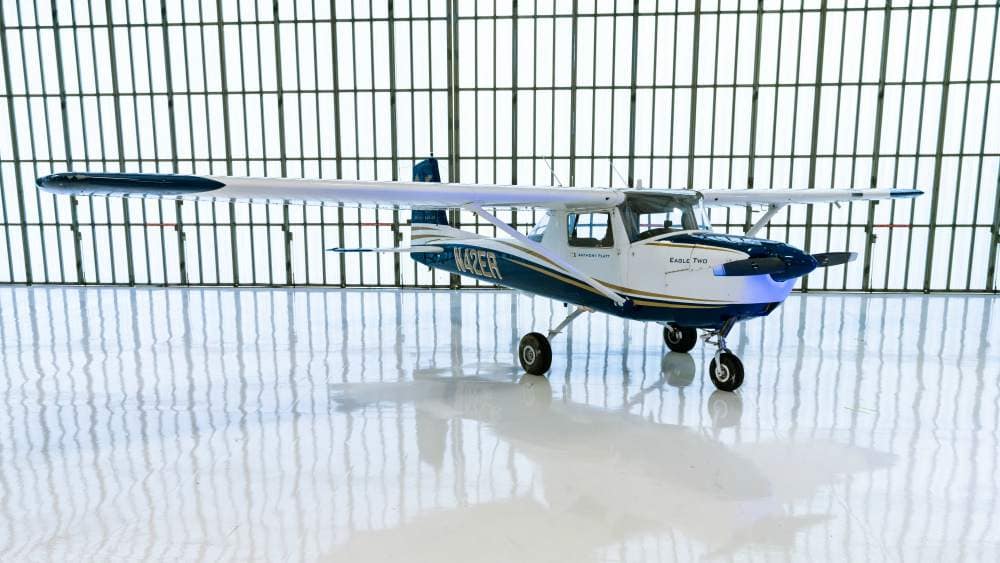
[[619, 191, 711, 242]]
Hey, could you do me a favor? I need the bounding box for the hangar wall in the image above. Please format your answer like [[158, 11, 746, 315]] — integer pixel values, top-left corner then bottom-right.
[[0, 1, 998, 291]]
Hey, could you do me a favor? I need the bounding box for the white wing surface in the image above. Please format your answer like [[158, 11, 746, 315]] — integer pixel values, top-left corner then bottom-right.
[[700, 188, 923, 206], [36, 172, 624, 210]]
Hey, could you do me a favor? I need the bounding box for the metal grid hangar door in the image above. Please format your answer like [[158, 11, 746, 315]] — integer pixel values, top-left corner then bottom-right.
[[0, 1, 998, 292]]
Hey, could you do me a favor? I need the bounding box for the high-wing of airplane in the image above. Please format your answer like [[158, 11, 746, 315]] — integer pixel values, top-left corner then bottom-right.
[[37, 157, 922, 391]]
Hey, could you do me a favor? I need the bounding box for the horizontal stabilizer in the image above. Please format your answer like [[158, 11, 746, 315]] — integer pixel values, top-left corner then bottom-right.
[[712, 257, 788, 277], [812, 252, 857, 267], [326, 245, 443, 253]]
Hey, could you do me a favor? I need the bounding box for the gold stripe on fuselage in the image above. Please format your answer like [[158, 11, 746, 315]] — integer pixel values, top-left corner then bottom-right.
[[597, 281, 733, 304], [494, 241, 733, 304], [507, 258, 603, 297], [507, 258, 722, 309], [630, 298, 723, 309], [495, 240, 566, 272], [642, 240, 747, 256], [423, 237, 734, 307]]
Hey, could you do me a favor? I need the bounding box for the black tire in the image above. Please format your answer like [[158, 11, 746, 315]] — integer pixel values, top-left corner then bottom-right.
[[708, 351, 744, 392], [663, 325, 698, 353], [518, 332, 552, 376]]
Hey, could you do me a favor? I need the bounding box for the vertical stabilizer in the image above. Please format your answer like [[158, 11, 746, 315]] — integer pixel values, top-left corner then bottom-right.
[[410, 158, 449, 226]]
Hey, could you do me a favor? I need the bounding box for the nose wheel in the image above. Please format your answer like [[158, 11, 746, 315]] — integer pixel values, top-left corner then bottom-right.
[[708, 351, 744, 392], [703, 319, 744, 392]]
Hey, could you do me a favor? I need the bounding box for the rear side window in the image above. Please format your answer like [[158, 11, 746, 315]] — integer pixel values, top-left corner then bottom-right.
[[567, 212, 614, 248], [527, 211, 551, 242]]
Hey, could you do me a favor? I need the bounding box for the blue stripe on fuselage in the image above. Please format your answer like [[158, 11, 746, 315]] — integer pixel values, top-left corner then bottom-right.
[[412, 244, 781, 328]]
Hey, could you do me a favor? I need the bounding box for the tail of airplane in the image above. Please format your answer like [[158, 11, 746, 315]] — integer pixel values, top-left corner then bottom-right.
[[410, 157, 449, 226]]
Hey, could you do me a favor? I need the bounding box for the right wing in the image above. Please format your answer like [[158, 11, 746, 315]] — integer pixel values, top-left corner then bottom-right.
[[700, 188, 923, 207], [36, 172, 624, 210]]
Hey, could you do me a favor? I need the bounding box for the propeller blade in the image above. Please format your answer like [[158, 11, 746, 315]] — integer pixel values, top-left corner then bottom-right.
[[812, 251, 857, 268], [712, 256, 787, 277]]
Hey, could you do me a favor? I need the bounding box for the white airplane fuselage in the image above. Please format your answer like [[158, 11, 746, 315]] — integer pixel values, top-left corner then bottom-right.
[[411, 201, 806, 329]]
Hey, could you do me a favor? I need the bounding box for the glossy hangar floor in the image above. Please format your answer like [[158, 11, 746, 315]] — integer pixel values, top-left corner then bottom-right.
[[0, 287, 997, 561]]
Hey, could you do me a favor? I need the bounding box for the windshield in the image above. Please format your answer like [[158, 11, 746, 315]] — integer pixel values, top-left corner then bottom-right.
[[620, 193, 711, 242]]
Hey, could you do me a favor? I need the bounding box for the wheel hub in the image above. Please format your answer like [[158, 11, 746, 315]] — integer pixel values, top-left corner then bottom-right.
[[523, 346, 536, 365], [715, 363, 730, 383]]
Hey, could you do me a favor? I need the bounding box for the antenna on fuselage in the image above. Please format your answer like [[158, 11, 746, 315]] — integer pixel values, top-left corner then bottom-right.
[[544, 159, 564, 187], [611, 162, 628, 187]]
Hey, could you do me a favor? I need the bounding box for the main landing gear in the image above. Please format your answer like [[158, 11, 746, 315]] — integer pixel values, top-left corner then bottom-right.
[[663, 324, 698, 353], [518, 305, 588, 376], [518, 332, 552, 375], [519, 308, 745, 392]]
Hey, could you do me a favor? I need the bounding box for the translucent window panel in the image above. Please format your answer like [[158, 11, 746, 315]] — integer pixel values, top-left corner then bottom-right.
[[0, 4, 997, 289]]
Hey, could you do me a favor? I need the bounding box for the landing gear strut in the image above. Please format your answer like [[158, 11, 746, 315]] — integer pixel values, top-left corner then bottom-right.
[[518, 306, 589, 376], [702, 319, 744, 392]]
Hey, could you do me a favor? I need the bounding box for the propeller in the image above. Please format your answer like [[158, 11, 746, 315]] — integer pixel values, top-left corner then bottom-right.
[[812, 251, 857, 267], [713, 251, 858, 280], [712, 257, 788, 277]]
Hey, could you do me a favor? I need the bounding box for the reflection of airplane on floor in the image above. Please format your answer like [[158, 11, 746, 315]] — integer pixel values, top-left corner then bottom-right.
[[38, 158, 921, 390], [326, 365, 894, 560]]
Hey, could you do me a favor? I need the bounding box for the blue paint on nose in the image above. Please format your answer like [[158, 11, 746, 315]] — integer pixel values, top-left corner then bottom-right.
[[765, 244, 819, 282], [669, 232, 819, 282]]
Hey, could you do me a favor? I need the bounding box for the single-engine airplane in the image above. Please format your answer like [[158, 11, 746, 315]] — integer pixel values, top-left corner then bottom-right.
[[37, 157, 922, 391]]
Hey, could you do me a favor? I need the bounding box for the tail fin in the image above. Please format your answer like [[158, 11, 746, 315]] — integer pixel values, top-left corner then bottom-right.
[[410, 158, 449, 226]]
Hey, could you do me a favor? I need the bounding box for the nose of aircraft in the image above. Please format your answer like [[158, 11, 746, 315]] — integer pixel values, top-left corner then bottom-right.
[[764, 243, 819, 282], [679, 232, 819, 282]]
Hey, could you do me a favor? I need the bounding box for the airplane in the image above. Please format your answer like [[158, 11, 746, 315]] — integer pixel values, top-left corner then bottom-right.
[[36, 157, 922, 391]]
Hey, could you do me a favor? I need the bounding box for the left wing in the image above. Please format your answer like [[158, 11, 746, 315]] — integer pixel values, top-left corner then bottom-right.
[[700, 188, 922, 207], [36, 172, 624, 210]]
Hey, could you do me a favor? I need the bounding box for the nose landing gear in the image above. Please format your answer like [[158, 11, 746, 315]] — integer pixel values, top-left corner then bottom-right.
[[702, 318, 744, 392], [709, 351, 744, 392]]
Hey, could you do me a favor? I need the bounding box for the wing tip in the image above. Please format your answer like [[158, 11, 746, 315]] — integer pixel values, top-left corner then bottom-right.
[[35, 172, 224, 196], [892, 188, 923, 198]]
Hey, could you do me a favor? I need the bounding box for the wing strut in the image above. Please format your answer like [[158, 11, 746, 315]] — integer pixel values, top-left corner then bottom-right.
[[465, 205, 627, 307], [745, 204, 786, 237]]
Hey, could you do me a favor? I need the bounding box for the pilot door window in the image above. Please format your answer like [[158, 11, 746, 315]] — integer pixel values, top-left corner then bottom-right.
[[567, 212, 614, 248]]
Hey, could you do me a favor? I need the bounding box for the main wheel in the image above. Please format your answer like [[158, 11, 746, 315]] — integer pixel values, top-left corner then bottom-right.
[[663, 325, 698, 353], [708, 351, 744, 392], [518, 332, 552, 376]]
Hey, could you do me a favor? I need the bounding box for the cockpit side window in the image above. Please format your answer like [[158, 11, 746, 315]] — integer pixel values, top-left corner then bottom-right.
[[567, 212, 614, 248]]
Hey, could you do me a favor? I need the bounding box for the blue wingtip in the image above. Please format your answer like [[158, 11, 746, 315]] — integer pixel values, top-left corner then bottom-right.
[[35, 172, 224, 195], [35, 173, 63, 190], [893, 189, 924, 198]]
